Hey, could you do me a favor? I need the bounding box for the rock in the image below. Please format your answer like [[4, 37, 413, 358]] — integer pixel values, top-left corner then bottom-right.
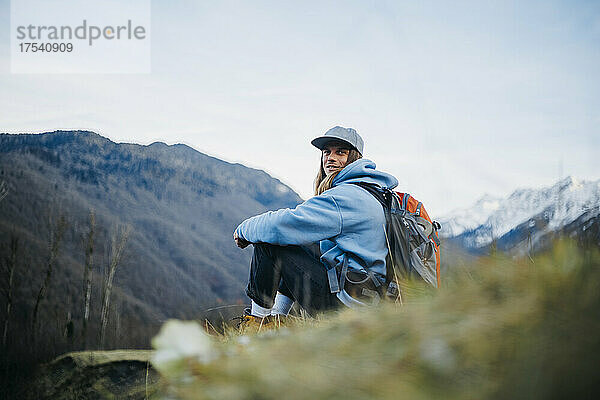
[[26, 350, 160, 400]]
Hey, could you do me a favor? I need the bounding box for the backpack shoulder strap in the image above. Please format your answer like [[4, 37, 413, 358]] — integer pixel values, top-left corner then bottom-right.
[[348, 182, 398, 287], [402, 193, 410, 210]]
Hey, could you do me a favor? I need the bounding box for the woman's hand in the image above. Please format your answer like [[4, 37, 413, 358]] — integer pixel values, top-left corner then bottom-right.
[[233, 231, 251, 249]]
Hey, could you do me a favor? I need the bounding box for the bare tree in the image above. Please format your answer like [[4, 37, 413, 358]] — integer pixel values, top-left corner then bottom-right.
[[99, 224, 131, 347], [81, 210, 95, 348], [1, 183, 12, 396], [0, 180, 8, 203], [31, 214, 68, 340], [489, 221, 498, 256], [64, 311, 74, 340], [527, 219, 535, 262], [2, 236, 18, 349]]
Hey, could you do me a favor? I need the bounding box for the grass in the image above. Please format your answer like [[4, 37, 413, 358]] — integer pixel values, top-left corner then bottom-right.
[[152, 240, 600, 400]]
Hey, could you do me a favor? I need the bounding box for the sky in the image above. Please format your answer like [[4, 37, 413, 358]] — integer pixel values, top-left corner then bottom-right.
[[1, 0, 599, 216]]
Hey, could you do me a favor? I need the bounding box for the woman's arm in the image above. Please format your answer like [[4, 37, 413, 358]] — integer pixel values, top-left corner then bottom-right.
[[235, 194, 343, 246]]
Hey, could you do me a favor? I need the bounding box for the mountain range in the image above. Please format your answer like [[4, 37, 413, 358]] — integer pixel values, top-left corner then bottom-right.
[[0, 130, 302, 354], [438, 176, 600, 254], [1, 130, 597, 363]]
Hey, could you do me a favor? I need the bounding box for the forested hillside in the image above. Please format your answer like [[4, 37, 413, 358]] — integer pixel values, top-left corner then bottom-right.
[[0, 130, 301, 390]]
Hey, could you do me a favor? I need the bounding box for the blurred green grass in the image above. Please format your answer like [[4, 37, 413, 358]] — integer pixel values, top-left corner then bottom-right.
[[154, 240, 600, 400]]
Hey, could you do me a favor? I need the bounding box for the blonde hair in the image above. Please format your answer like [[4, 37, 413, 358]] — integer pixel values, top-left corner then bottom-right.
[[314, 147, 362, 196]]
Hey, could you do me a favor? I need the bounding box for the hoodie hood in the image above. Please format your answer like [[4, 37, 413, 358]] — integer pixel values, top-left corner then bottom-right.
[[332, 158, 398, 189]]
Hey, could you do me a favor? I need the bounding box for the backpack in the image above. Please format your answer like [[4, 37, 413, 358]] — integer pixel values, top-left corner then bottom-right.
[[352, 182, 442, 299]]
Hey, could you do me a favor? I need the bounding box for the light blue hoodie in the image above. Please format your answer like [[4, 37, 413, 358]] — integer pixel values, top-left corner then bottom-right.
[[235, 159, 399, 297]]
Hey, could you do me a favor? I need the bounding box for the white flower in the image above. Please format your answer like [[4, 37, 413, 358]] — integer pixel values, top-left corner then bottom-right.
[[151, 319, 217, 375]]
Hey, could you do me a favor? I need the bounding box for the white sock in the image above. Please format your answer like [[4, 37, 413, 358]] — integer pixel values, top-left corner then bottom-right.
[[271, 292, 294, 316], [250, 300, 272, 318]]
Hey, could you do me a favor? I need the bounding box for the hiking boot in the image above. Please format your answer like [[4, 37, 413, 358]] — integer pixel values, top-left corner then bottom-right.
[[233, 308, 287, 334]]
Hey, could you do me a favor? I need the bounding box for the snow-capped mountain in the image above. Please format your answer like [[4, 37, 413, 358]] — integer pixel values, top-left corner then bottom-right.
[[440, 194, 503, 237], [439, 177, 600, 250]]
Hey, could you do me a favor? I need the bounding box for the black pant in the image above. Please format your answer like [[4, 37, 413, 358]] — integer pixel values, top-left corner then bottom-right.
[[245, 243, 341, 315]]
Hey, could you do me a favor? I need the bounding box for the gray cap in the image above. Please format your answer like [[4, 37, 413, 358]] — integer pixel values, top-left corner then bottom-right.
[[311, 126, 364, 155]]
